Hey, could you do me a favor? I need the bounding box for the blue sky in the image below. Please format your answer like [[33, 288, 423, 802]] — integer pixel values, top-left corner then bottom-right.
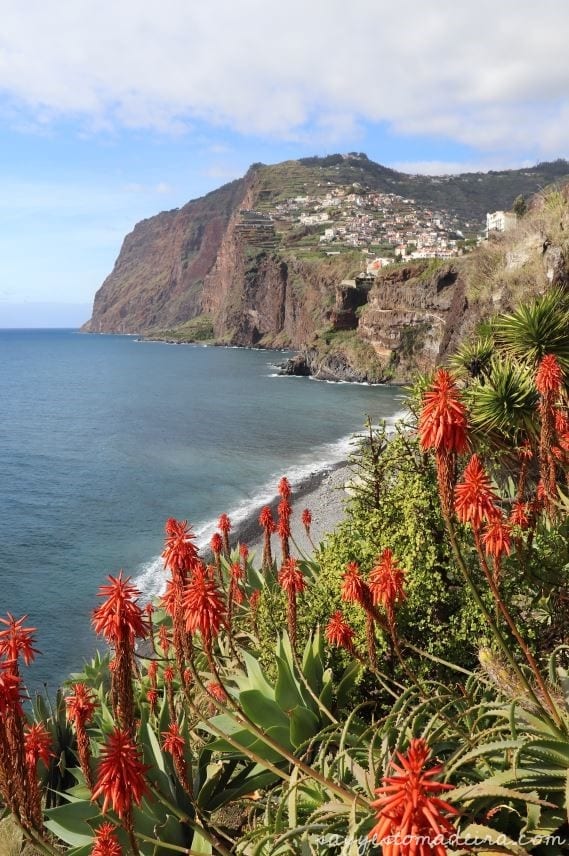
[[1, 0, 568, 327]]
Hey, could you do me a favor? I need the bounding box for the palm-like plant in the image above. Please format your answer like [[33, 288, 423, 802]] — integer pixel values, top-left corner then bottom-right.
[[466, 357, 539, 445], [494, 288, 569, 371], [449, 336, 494, 383]]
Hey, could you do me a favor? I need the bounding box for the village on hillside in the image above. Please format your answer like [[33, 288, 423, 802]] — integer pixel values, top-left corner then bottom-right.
[[239, 180, 518, 273]]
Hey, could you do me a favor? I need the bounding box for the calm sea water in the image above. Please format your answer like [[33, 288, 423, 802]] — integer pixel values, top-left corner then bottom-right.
[[0, 330, 403, 691]]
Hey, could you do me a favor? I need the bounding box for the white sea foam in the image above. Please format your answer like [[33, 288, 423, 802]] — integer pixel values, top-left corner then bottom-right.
[[132, 407, 409, 601]]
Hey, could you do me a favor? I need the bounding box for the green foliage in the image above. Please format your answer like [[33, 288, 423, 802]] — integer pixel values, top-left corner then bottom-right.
[[513, 194, 528, 218], [466, 357, 539, 445], [494, 287, 569, 370], [149, 315, 215, 343], [287, 427, 490, 680], [449, 335, 494, 381]]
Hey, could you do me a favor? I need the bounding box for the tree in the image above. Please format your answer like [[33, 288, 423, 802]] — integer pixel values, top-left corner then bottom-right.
[[512, 194, 527, 217]]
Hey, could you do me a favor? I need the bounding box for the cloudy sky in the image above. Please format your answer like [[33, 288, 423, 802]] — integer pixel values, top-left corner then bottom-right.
[[1, 0, 567, 325]]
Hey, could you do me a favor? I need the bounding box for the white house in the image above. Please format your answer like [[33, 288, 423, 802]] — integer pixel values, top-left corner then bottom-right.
[[486, 210, 517, 236]]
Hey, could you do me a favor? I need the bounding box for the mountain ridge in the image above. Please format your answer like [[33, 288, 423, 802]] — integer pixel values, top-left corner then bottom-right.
[[83, 154, 569, 380]]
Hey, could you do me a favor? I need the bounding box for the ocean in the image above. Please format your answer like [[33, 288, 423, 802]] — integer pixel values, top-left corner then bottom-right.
[[0, 329, 403, 691]]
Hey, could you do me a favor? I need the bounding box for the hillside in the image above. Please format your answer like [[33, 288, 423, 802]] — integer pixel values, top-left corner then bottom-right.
[[83, 155, 569, 379]]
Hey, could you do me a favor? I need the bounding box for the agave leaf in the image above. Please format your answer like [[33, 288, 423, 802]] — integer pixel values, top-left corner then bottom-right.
[[275, 654, 307, 715], [336, 661, 362, 710], [207, 768, 276, 812], [494, 288, 569, 370], [190, 827, 213, 854], [289, 705, 320, 748], [207, 726, 291, 762], [447, 781, 554, 807], [67, 847, 94, 856], [44, 800, 99, 848], [235, 651, 276, 699], [239, 690, 291, 734], [524, 738, 569, 769], [446, 738, 525, 776]]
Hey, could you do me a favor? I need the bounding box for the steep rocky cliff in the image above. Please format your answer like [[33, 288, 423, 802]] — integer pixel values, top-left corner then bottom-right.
[[84, 155, 569, 381], [83, 175, 250, 332]]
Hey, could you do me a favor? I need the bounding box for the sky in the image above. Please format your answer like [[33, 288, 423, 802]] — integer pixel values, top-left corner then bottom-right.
[[1, 0, 569, 326]]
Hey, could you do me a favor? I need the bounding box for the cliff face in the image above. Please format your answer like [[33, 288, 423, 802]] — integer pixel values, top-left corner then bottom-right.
[[83, 176, 249, 333], [84, 155, 569, 381], [358, 264, 467, 377]]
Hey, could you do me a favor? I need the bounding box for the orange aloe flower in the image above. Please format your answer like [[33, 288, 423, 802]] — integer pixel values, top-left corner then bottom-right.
[[92, 822, 123, 856], [368, 738, 458, 855], [92, 572, 149, 646], [158, 625, 171, 654], [536, 355, 565, 506], [509, 501, 530, 530], [277, 504, 292, 561], [218, 513, 231, 554], [66, 683, 96, 727], [369, 549, 406, 619], [278, 558, 306, 648], [218, 513, 231, 534], [419, 369, 469, 454], [341, 562, 369, 609], [325, 611, 356, 652], [162, 518, 199, 581], [482, 517, 512, 560], [210, 532, 223, 555], [183, 563, 226, 646], [419, 369, 469, 517], [0, 662, 22, 714], [24, 722, 53, 770], [67, 687, 96, 798], [162, 722, 185, 760], [92, 727, 148, 819], [278, 497, 292, 520], [146, 689, 158, 713], [454, 454, 500, 530], [278, 557, 306, 596], [278, 476, 292, 499], [92, 573, 148, 732], [0, 613, 39, 667], [259, 505, 276, 531], [259, 505, 276, 569], [301, 508, 312, 536], [207, 682, 228, 703], [536, 353, 564, 396], [147, 660, 158, 687]]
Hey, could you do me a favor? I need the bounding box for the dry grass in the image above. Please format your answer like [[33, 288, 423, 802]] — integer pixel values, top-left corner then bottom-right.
[[461, 186, 569, 307]]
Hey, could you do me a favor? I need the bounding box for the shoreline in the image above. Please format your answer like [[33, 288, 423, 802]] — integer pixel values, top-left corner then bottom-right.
[[228, 459, 352, 561]]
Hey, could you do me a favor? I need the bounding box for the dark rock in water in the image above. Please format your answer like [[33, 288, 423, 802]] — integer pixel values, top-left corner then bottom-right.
[[279, 348, 384, 384], [279, 354, 312, 377]]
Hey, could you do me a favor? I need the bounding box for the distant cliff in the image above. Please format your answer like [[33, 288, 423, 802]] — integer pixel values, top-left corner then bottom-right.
[[83, 155, 569, 381], [84, 176, 249, 333]]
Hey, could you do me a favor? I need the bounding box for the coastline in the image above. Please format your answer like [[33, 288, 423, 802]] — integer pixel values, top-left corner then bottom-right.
[[230, 460, 351, 562]]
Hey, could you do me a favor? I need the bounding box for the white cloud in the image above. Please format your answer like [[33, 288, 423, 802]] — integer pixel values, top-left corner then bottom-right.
[[0, 1, 568, 156], [391, 159, 535, 176]]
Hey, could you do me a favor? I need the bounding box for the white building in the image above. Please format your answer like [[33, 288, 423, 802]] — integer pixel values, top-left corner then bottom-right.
[[486, 210, 517, 236], [300, 212, 329, 225]]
